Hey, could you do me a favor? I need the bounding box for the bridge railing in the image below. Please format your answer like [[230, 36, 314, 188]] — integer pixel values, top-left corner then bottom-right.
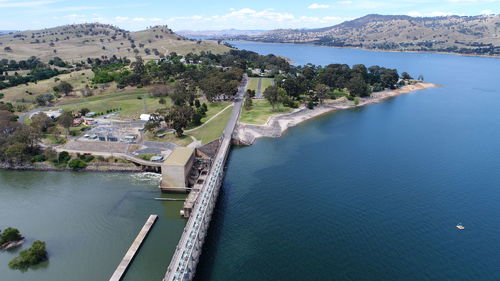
[[164, 138, 230, 281]]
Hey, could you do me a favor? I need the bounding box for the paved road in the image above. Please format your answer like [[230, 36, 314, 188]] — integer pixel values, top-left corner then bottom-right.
[[224, 74, 247, 139], [256, 78, 263, 98]]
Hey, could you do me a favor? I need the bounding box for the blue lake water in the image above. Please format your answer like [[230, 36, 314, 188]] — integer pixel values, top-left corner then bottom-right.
[[195, 42, 500, 280]]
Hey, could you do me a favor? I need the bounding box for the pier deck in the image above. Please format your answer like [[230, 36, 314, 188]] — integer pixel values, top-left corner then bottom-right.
[[109, 214, 158, 281]]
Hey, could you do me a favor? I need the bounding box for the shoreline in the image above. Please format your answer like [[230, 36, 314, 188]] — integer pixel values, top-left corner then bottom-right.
[[233, 82, 438, 145], [0, 162, 144, 173], [231, 40, 500, 59]]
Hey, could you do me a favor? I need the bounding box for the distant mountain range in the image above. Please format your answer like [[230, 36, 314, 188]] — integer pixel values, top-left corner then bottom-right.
[[218, 14, 500, 56], [177, 29, 268, 39], [0, 23, 228, 61], [0, 30, 18, 35]]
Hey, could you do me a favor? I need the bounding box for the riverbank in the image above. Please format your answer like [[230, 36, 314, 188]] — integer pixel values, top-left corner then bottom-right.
[[231, 40, 500, 59], [0, 161, 143, 173], [233, 82, 437, 145]]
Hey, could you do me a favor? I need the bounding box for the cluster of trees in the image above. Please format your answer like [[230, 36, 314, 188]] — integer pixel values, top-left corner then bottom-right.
[[0, 108, 80, 165], [0, 227, 23, 247], [0, 56, 68, 90], [146, 81, 209, 136], [8, 240, 48, 270], [280, 63, 400, 97], [0, 56, 44, 72], [251, 63, 402, 110], [0, 110, 41, 164], [87, 49, 289, 92], [242, 63, 409, 112], [48, 57, 71, 68]]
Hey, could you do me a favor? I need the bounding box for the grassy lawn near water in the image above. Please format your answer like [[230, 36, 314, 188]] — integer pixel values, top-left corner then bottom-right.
[[240, 99, 293, 125]]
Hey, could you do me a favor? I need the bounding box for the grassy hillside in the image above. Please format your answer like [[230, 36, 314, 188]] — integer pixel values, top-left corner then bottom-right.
[[0, 23, 229, 62], [235, 14, 500, 56]]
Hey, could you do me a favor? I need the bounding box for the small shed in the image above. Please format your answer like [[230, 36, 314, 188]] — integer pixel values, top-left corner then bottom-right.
[[140, 114, 151, 121]]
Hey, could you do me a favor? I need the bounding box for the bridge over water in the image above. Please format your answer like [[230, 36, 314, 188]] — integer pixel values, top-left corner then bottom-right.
[[162, 76, 247, 281]]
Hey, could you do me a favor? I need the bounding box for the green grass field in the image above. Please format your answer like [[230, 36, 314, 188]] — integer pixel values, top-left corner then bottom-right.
[[247, 77, 274, 94], [145, 131, 194, 146], [57, 91, 170, 120], [260, 78, 273, 92], [189, 108, 232, 144], [247, 78, 259, 92], [1, 69, 93, 105], [200, 102, 231, 124], [239, 99, 293, 125]]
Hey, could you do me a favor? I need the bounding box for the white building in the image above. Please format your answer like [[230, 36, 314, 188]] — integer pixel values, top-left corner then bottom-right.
[[140, 114, 151, 121]]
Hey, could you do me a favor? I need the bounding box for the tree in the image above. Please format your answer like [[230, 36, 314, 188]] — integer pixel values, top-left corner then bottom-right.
[[68, 158, 87, 170], [58, 81, 73, 96], [192, 109, 203, 126], [0, 227, 22, 245], [8, 240, 48, 270], [263, 86, 279, 111], [246, 89, 256, 98], [417, 74, 424, 81], [35, 94, 54, 106], [346, 74, 370, 97], [244, 95, 253, 110], [30, 113, 53, 133], [163, 105, 194, 137], [171, 81, 194, 106], [315, 84, 330, 105], [57, 151, 71, 164], [381, 69, 399, 89], [263, 86, 287, 111], [401, 72, 413, 80], [4, 143, 30, 164], [132, 56, 145, 75], [57, 111, 73, 135], [79, 108, 90, 116]]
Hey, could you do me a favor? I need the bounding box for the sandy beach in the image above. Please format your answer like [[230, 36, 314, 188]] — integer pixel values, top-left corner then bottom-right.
[[233, 82, 437, 145]]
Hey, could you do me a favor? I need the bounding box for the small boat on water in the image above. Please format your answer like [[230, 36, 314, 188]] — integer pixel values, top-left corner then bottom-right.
[[456, 223, 465, 230]]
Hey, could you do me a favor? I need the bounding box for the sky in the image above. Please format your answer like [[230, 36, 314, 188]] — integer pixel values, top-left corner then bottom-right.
[[0, 0, 498, 31]]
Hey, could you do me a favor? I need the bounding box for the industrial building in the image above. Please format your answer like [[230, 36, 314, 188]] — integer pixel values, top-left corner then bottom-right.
[[160, 147, 195, 193]]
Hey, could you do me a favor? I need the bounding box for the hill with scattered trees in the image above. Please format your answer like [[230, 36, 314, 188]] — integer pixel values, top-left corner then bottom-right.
[[0, 23, 229, 62], [226, 14, 500, 56]]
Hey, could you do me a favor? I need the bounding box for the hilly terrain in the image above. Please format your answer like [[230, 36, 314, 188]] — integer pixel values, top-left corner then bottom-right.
[[228, 14, 500, 56], [0, 23, 229, 62]]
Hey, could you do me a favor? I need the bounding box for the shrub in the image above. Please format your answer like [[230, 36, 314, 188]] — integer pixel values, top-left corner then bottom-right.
[[31, 155, 46, 163], [0, 227, 22, 244], [8, 240, 47, 270], [354, 97, 360, 106], [58, 151, 71, 163], [68, 159, 87, 170], [79, 154, 94, 163], [0, 93, 4, 99]]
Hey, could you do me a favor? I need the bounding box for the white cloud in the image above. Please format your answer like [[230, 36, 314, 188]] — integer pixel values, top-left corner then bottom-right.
[[165, 8, 349, 30], [446, 0, 499, 2], [338, 1, 353, 4], [308, 3, 331, 9], [0, 0, 56, 8], [480, 9, 494, 14]]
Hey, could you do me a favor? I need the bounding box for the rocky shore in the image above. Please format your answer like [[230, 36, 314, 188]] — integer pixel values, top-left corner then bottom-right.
[[233, 82, 437, 145], [0, 161, 143, 173]]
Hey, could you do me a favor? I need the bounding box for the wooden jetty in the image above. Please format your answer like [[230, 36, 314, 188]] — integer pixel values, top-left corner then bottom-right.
[[109, 214, 158, 281]]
